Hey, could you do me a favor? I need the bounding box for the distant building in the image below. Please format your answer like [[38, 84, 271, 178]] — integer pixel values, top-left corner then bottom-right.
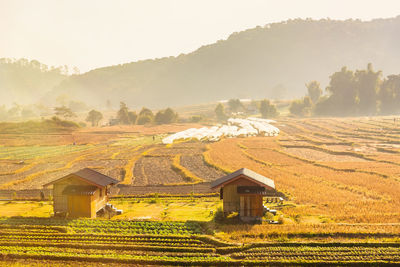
[[43, 168, 119, 218], [109, 118, 119, 126], [211, 168, 276, 222]]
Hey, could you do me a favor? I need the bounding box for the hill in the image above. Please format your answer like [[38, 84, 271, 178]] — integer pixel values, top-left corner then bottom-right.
[[0, 58, 68, 106], [48, 17, 400, 109], [4, 17, 400, 109], [0, 117, 79, 134]]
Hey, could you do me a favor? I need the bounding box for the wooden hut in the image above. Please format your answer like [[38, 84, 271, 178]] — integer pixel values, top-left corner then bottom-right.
[[43, 168, 119, 218], [211, 168, 276, 222]]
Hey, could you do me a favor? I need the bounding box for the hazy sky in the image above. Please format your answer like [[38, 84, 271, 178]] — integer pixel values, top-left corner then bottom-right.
[[1, 0, 400, 73]]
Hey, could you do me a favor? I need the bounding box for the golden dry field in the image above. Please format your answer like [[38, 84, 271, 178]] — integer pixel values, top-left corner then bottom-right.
[[1, 117, 400, 266], [1, 117, 400, 226], [206, 117, 400, 224]]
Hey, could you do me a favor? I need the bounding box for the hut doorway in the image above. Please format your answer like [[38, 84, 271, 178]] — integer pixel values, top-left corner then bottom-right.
[[67, 195, 92, 218], [240, 195, 263, 217]]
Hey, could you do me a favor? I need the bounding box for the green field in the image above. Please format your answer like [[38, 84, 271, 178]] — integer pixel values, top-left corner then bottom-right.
[[0, 215, 399, 266], [0, 197, 221, 221], [1, 197, 400, 265], [0, 145, 92, 160]]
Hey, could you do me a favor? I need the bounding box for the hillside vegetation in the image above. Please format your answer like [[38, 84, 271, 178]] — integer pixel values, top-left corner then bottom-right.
[[0, 58, 67, 106], [0, 117, 80, 134], [47, 17, 400, 108]]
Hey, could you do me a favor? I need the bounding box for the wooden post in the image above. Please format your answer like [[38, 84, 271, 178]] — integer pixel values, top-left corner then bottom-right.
[[240, 196, 244, 217], [246, 196, 250, 217]]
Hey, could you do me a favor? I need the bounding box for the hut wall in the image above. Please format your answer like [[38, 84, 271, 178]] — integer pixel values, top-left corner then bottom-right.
[[67, 195, 92, 218], [240, 194, 263, 217], [222, 176, 261, 215], [52, 175, 94, 214], [92, 187, 107, 212], [222, 183, 240, 214]]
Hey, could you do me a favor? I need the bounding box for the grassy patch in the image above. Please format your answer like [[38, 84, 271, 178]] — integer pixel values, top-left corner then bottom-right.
[[110, 197, 221, 221], [0, 201, 52, 217]]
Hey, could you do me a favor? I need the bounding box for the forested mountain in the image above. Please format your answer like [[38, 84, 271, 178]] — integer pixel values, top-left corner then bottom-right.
[[0, 58, 68, 105], [5, 17, 400, 109]]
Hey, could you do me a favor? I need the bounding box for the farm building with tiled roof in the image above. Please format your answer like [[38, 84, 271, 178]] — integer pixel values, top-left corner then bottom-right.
[[211, 168, 276, 222], [44, 168, 119, 218]]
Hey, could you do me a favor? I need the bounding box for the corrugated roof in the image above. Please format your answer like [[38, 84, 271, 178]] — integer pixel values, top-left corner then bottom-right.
[[43, 168, 119, 188], [211, 168, 275, 189], [62, 185, 98, 196], [73, 168, 119, 187]]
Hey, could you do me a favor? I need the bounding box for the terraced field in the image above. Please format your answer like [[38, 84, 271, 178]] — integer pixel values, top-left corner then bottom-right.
[[1, 117, 400, 265], [1, 117, 399, 224], [0, 218, 399, 266], [205, 117, 400, 224], [0, 132, 224, 190]]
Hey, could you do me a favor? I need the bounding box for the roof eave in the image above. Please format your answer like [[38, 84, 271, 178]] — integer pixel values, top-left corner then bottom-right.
[[211, 169, 275, 190]]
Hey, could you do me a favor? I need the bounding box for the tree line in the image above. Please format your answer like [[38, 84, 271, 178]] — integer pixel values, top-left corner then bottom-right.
[[111, 102, 178, 126], [84, 102, 179, 127], [290, 64, 400, 117], [10, 101, 179, 127], [214, 98, 278, 121]]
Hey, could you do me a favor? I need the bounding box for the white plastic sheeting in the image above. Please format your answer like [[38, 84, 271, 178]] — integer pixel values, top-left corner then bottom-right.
[[162, 118, 280, 144]]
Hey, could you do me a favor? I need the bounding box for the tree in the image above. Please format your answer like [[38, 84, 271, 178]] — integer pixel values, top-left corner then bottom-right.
[[306, 81, 322, 103], [155, 108, 178, 124], [325, 66, 357, 116], [228, 99, 243, 113], [259, 99, 278, 118], [86, 110, 103, 126], [128, 111, 138, 124], [163, 108, 178, 124], [154, 111, 165, 124], [137, 107, 154, 125], [137, 114, 153, 125], [215, 103, 227, 121], [379, 74, 400, 114], [289, 100, 304, 116], [190, 115, 203, 123], [355, 63, 382, 115], [54, 106, 76, 119], [117, 102, 130, 124], [289, 96, 312, 116]]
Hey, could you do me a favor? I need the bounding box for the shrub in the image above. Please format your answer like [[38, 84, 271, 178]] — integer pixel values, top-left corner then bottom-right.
[[155, 108, 178, 124], [190, 115, 203, 123], [213, 207, 225, 223], [259, 99, 279, 118], [289, 96, 312, 116], [137, 114, 153, 125]]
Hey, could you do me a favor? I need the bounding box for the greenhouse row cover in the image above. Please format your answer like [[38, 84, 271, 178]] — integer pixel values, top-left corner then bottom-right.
[[162, 117, 280, 144]]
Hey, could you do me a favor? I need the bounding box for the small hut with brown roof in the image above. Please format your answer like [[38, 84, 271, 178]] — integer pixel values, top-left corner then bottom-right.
[[211, 168, 276, 222], [43, 168, 119, 218]]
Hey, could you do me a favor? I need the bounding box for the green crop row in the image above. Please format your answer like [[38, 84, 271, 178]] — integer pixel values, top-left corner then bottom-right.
[[0, 234, 210, 246], [0, 217, 203, 235], [0, 241, 216, 254], [0, 237, 399, 265], [231, 245, 400, 261], [0, 145, 91, 160], [0, 245, 231, 265]]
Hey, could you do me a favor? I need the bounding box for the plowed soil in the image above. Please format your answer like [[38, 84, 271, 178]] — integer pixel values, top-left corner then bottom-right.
[[139, 156, 185, 185], [180, 155, 225, 181]]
